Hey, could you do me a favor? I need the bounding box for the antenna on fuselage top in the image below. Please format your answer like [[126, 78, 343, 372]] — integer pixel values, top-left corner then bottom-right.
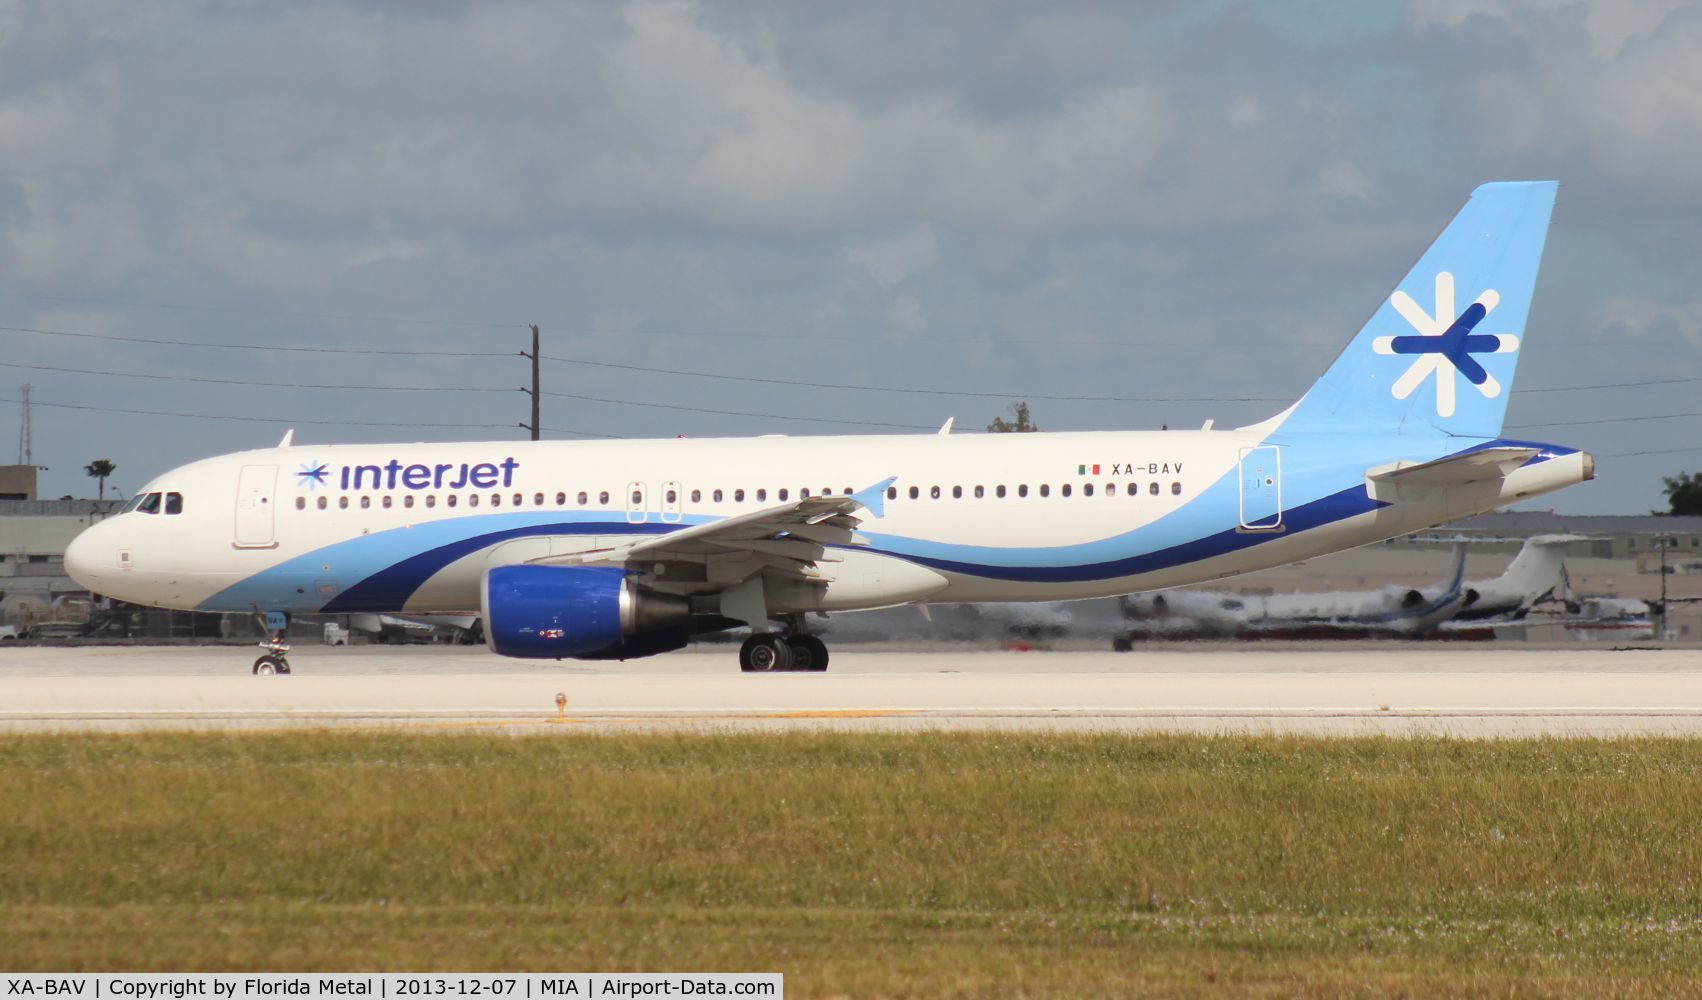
[[277, 429, 295, 448]]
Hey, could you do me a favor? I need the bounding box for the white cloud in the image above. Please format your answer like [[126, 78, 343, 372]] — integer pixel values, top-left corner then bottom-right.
[[848, 225, 937, 288]]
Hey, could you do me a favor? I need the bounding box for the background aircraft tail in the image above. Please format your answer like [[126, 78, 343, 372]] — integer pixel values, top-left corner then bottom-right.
[[1279, 181, 1558, 438]]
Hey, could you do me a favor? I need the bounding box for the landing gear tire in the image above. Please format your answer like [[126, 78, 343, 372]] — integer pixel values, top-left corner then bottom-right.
[[739, 634, 794, 673], [787, 635, 830, 672], [1111, 635, 1134, 653], [253, 655, 291, 675]]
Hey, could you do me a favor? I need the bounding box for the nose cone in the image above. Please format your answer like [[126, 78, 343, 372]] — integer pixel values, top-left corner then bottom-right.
[[64, 522, 105, 592]]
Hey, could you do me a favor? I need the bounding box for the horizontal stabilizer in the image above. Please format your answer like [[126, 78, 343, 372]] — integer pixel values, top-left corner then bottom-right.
[[1367, 447, 1538, 487]]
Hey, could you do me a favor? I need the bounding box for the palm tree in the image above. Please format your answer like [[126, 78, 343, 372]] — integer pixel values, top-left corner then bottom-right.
[[84, 459, 116, 500]]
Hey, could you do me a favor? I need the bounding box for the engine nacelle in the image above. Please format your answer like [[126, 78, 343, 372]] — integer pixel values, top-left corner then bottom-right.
[[482, 564, 690, 659]]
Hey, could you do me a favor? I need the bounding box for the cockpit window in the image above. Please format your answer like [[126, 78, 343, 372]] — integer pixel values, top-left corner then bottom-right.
[[165, 492, 184, 515], [119, 494, 145, 514], [135, 492, 162, 515]]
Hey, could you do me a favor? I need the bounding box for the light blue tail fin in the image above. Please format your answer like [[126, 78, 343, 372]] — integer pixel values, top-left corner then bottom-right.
[[1280, 181, 1557, 438]]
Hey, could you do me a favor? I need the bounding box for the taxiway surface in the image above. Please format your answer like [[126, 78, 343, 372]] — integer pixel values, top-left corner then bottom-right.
[[3, 643, 1702, 735]]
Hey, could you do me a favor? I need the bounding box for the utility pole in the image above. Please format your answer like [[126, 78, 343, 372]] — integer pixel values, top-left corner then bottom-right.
[[519, 324, 541, 441], [17, 383, 31, 465]]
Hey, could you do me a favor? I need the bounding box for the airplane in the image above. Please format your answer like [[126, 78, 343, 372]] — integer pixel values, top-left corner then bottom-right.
[[1116, 543, 1468, 641], [63, 181, 1592, 674], [1451, 533, 1576, 621], [1113, 534, 1575, 642]]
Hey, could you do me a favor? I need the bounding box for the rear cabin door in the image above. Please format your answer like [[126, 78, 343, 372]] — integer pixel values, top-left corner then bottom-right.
[[234, 464, 279, 547], [661, 481, 683, 523], [1237, 446, 1282, 530]]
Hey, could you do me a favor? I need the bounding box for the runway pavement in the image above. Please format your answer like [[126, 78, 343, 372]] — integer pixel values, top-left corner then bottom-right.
[[3, 643, 1702, 735]]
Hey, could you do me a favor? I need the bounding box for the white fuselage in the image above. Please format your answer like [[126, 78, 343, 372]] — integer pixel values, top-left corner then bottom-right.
[[65, 427, 1591, 620]]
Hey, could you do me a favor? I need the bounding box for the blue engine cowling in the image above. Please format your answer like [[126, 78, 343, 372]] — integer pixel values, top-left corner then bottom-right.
[[482, 564, 691, 659]]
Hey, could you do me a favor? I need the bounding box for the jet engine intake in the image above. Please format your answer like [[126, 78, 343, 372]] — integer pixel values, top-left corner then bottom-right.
[[482, 564, 690, 658]]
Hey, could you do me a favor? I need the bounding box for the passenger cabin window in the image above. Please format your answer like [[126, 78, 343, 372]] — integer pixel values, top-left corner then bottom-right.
[[295, 497, 306, 510], [712, 489, 724, 502], [778, 489, 789, 501], [755, 489, 767, 502], [952, 486, 963, 499], [1084, 484, 1095, 497], [1149, 482, 1160, 495], [360, 496, 370, 510], [446, 495, 458, 508], [382, 496, 393, 509], [909, 486, 920, 500], [1061, 484, 1072, 498], [887, 487, 897, 500], [996, 485, 1006, 498], [512, 493, 521, 506], [1126, 483, 1138, 496], [490, 494, 501, 507], [598, 491, 610, 505], [535, 493, 545, 506], [339, 496, 350, 509], [690, 489, 701, 503], [735, 489, 745, 502], [1171, 482, 1182, 495], [425, 496, 437, 508], [469, 495, 481, 508], [1018, 485, 1028, 498], [317, 497, 328, 510], [404, 495, 415, 508], [1039, 485, 1050, 498]]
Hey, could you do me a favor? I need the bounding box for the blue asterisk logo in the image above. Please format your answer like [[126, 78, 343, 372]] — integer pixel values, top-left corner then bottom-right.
[[296, 460, 329, 491], [1372, 272, 1518, 418]]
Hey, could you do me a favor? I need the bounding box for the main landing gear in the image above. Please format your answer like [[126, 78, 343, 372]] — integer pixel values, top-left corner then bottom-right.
[[738, 631, 829, 673]]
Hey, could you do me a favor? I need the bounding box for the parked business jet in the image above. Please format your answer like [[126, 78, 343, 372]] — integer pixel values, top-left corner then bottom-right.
[[65, 182, 1590, 674], [1114, 533, 1574, 641]]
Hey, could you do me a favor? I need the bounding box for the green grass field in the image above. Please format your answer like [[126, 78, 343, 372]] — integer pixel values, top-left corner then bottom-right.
[[4, 731, 1702, 996]]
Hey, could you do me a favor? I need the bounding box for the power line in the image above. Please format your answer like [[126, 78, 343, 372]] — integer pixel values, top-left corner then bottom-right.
[[1519, 376, 1702, 393], [0, 359, 515, 392], [539, 390, 935, 429], [0, 324, 510, 357], [1600, 446, 1702, 459], [0, 358, 944, 430], [1508, 409, 1702, 430], [539, 353, 1286, 403], [0, 395, 620, 437]]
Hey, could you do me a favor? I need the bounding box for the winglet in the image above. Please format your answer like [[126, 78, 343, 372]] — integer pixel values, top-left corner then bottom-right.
[[849, 476, 899, 519]]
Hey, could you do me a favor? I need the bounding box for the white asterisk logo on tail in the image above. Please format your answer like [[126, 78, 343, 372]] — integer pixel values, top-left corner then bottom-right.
[[1372, 271, 1519, 418]]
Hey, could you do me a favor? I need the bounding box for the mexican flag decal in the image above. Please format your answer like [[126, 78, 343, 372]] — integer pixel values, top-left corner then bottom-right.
[[1077, 464, 1101, 475]]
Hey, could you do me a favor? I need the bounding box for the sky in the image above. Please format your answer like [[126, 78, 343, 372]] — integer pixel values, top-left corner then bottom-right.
[[1, 0, 1700, 513]]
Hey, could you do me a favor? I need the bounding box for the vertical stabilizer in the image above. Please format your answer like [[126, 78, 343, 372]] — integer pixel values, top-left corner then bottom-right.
[[1280, 182, 1557, 438]]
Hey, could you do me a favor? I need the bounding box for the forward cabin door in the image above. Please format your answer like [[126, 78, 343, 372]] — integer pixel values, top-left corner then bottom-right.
[[234, 464, 279, 548], [661, 481, 683, 523], [1237, 446, 1282, 530], [626, 481, 649, 524]]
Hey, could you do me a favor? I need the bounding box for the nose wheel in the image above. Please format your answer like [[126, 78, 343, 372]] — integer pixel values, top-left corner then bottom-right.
[[253, 653, 291, 675], [253, 628, 292, 675]]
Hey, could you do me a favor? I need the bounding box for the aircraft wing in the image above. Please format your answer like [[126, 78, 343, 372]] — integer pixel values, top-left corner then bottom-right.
[[536, 477, 896, 585], [1366, 447, 1539, 487]]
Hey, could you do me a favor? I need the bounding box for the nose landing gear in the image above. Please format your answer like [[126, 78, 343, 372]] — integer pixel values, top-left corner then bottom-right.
[[251, 610, 292, 675]]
